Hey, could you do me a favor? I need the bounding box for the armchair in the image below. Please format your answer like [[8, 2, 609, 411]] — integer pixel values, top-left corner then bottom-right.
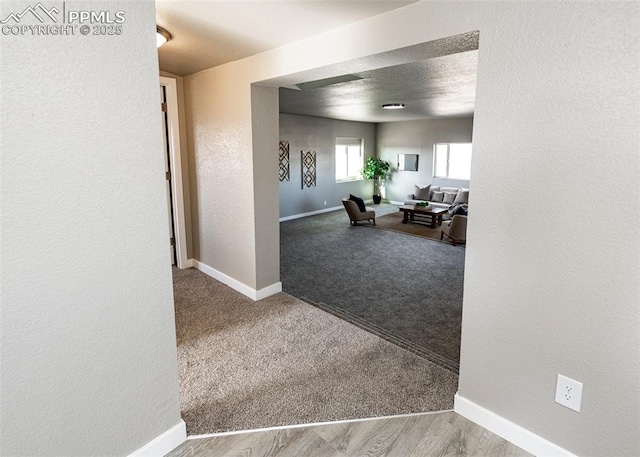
[[440, 215, 467, 245], [342, 198, 376, 226]]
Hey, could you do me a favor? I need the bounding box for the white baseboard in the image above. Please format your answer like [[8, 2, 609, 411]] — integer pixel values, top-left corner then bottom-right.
[[179, 258, 194, 268], [255, 281, 283, 300], [191, 259, 282, 301], [454, 394, 576, 457], [128, 420, 186, 457], [279, 205, 342, 222]]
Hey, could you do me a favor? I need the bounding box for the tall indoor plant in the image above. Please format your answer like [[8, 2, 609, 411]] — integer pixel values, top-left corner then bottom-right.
[[361, 156, 391, 204]]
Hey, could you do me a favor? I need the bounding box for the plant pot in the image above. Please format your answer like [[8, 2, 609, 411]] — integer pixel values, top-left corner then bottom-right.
[[373, 195, 382, 204]]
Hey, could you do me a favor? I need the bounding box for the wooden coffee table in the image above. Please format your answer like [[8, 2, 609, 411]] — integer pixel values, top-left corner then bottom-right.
[[399, 205, 448, 228]]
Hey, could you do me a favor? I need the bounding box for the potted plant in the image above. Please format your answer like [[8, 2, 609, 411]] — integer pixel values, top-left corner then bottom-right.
[[361, 156, 391, 204]]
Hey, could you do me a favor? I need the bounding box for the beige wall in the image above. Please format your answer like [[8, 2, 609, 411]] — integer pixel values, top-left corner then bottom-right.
[[183, 2, 639, 455], [251, 85, 280, 290], [184, 63, 259, 288], [1, 1, 183, 455]]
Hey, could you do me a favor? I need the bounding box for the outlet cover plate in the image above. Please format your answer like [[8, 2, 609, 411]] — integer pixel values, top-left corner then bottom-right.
[[555, 374, 583, 412]]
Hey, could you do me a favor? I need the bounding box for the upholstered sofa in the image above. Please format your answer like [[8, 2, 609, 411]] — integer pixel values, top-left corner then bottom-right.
[[405, 184, 469, 210]]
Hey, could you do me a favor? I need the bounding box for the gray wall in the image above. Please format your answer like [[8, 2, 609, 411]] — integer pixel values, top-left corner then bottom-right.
[[377, 118, 474, 203], [279, 114, 376, 218], [0, 1, 183, 455], [457, 4, 638, 455]]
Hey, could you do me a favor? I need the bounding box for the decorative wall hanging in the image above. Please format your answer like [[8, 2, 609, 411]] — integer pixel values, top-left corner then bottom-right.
[[278, 141, 290, 182], [301, 150, 316, 189]]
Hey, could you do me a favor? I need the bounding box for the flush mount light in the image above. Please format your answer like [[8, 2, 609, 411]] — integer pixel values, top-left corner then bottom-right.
[[382, 103, 406, 110], [156, 26, 172, 48]]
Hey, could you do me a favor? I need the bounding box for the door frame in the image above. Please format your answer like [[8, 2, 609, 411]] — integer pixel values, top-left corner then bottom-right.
[[160, 76, 188, 268]]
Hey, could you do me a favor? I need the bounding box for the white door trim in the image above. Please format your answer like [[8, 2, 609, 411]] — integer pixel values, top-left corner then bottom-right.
[[160, 76, 188, 269]]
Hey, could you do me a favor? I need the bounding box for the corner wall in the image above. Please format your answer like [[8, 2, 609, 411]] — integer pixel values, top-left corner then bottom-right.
[[184, 62, 259, 290], [457, 3, 639, 455], [251, 85, 281, 290], [0, 1, 183, 455]]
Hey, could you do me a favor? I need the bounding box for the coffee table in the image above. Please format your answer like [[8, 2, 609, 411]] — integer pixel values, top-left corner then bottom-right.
[[398, 205, 448, 228]]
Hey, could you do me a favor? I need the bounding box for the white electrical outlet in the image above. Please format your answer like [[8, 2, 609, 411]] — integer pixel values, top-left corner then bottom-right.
[[555, 374, 583, 412], [323, 201, 327, 206]]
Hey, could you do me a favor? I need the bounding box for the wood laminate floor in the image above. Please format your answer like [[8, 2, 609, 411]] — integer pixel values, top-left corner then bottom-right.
[[165, 411, 532, 457]]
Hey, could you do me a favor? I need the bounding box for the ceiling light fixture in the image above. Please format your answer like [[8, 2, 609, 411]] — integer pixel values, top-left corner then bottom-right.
[[382, 103, 406, 110], [156, 26, 172, 48]]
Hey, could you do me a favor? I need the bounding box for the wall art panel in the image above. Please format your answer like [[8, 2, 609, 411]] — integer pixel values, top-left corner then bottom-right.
[[279, 141, 290, 182], [301, 150, 316, 189]]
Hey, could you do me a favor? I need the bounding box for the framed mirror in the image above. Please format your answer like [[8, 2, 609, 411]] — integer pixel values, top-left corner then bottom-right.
[[398, 153, 419, 171]]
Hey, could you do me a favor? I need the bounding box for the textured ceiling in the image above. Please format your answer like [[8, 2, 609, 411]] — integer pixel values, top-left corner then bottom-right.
[[279, 33, 479, 123], [155, 0, 418, 76]]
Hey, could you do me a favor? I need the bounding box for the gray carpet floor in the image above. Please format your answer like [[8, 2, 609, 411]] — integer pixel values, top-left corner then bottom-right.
[[174, 267, 458, 435], [280, 203, 465, 373]]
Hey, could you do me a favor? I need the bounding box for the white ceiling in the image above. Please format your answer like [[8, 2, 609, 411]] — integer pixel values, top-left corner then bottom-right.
[[155, 0, 418, 76], [155, 1, 477, 123]]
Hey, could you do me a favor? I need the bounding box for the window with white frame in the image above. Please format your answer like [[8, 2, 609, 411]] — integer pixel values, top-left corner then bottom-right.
[[434, 143, 472, 180], [335, 138, 364, 182]]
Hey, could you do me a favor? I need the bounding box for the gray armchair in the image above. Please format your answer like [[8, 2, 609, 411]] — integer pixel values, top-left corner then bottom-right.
[[342, 198, 376, 226], [440, 215, 467, 245]]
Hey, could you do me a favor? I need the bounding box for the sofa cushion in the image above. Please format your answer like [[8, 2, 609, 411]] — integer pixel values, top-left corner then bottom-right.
[[454, 188, 469, 204], [431, 191, 444, 202], [443, 191, 457, 204], [414, 184, 431, 200], [429, 186, 441, 200], [349, 194, 366, 212]]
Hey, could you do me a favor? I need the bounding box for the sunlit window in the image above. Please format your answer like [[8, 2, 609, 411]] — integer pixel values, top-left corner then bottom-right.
[[335, 138, 364, 182], [434, 143, 472, 180]]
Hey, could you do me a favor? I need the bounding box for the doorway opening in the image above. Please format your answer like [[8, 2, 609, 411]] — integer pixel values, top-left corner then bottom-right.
[[174, 31, 478, 435], [273, 32, 478, 373], [160, 76, 188, 268]]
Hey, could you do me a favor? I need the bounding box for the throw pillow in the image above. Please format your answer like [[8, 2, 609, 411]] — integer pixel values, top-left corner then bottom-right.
[[454, 205, 468, 216], [414, 184, 431, 200], [349, 194, 366, 212], [443, 191, 457, 204], [454, 188, 469, 204], [431, 191, 444, 202], [429, 186, 441, 200]]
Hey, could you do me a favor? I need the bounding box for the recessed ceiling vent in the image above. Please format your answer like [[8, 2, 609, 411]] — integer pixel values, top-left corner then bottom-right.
[[295, 74, 363, 91]]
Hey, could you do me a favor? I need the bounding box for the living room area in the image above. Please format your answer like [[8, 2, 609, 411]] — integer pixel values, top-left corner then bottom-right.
[[279, 111, 473, 374], [277, 31, 477, 375]]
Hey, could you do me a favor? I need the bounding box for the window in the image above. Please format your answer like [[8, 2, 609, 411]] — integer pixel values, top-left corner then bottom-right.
[[434, 143, 472, 180], [335, 138, 364, 182]]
